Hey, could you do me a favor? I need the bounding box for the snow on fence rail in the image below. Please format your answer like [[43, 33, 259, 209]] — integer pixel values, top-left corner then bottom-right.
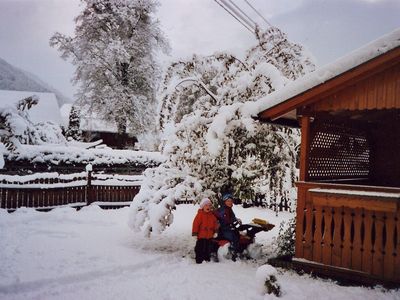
[[0, 171, 143, 210]]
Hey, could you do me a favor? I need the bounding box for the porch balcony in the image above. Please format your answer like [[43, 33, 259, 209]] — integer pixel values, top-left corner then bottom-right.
[[295, 181, 400, 283]]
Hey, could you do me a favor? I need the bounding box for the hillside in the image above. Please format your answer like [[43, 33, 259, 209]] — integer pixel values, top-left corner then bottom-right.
[[0, 57, 71, 106]]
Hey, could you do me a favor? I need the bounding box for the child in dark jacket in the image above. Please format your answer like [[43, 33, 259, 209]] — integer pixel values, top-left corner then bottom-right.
[[213, 193, 241, 257], [192, 198, 219, 264]]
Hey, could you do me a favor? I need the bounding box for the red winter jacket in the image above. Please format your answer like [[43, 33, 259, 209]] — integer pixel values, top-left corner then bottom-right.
[[192, 209, 219, 239]]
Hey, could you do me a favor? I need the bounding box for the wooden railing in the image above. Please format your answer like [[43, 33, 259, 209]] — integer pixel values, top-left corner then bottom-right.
[[0, 172, 141, 210], [295, 181, 400, 282]]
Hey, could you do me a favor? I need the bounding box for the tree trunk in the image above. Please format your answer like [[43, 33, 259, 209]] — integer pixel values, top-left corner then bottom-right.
[[115, 114, 127, 135]]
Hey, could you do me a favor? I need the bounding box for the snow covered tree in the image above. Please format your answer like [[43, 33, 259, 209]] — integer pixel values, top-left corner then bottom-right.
[[129, 27, 315, 235], [50, 0, 169, 138], [65, 105, 82, 141], [0, 96, 67, 152]]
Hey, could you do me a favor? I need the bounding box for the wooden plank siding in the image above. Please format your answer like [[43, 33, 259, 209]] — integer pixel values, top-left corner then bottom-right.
[[259, 46, 400, 121], [311, 63, 400, 112]]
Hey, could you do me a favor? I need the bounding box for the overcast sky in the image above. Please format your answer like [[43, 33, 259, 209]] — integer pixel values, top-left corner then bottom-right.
[[0, 0, 399, 101]]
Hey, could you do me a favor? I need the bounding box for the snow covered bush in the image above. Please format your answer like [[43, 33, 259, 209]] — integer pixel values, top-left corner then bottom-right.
[[275, 217, 296, 258], [255, 264, 281, 297], [0, 96, 66, 151], [129, 27, 315, 235]]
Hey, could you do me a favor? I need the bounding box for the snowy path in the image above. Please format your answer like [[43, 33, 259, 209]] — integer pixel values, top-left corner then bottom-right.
[[0, 205, 399, 299], [0, 257, 164, 294]]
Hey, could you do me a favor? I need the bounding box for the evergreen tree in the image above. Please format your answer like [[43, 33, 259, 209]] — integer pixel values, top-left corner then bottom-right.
[[50, 0, 169, 137], [129, 27, 315, 235], [65, 105, 82, 141]]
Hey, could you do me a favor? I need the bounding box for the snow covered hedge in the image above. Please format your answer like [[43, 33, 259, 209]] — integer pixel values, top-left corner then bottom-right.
[[4, 144, 164, 168], [0, 95, 164, 173]]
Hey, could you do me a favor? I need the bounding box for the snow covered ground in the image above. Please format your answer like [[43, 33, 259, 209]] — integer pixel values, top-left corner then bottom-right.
[[0, 204, 399, 300]]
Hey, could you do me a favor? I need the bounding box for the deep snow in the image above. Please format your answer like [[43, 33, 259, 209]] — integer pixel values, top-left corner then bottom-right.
[[0, 204, 399, 300]]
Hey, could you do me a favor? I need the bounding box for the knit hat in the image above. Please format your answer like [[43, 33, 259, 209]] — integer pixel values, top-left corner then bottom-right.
[[222, 193, 233, 202], [199, 198, 212, 209]]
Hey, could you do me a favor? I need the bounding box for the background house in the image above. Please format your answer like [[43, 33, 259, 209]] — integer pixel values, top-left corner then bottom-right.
[[61, 103, 137, 149]]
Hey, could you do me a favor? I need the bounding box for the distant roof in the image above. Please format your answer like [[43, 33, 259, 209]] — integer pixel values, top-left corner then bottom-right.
[[0, 90, 62, 125], [80, 116, 119, 133], [60, 106, 134, 134], [256, 28, 400, 121], [60, 103, 72, 127]]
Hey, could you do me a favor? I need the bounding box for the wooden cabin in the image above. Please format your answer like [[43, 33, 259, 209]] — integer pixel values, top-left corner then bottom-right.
[[258, 29, 400, 285], [61, 104, 138, 150]]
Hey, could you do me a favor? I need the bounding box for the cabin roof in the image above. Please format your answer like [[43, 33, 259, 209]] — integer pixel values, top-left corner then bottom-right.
[[256, 28, 400, 122], [61, 103, 134, 134]]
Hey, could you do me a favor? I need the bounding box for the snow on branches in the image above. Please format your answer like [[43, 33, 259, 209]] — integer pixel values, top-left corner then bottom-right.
[[129, 27, 315, 235], [50, 0, 169, 142], [0, 96, 67, 167]]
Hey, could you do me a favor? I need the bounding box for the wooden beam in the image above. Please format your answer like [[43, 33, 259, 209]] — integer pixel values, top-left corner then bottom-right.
[[310, 192, 399, 212]]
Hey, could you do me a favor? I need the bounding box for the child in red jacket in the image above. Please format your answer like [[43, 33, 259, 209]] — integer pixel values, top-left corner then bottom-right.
[[192, 198, 219, 264]]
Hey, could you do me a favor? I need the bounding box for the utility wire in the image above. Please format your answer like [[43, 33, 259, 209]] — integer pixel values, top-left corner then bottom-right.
[[220, 0, 256, 31], [242, 0, 273, 28], [226, 0, 257, 29], [214, 0, 255, 34]]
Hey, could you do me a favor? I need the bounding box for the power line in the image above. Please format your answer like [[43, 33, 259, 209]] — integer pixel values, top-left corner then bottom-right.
[[225, 0, 257, 25], [221, 0, 256, 30], [242, 0, 273, 28], [215, 0, 255, 33], [214, 0, 255, 34]]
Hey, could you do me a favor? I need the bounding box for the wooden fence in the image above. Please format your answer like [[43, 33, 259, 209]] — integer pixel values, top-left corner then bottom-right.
[[0, 171, 292, 212], [0, 171, 141, 211]]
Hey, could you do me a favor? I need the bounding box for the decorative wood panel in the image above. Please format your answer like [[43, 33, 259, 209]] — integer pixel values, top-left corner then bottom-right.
[[296, 181, 400, 283], [308, 121, 370, 180]]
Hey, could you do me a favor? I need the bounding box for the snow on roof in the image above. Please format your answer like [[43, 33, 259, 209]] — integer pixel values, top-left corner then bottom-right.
[[60, 103, 72, 127], [251, 28, 400, 117], [80, 115, 137, 134], [59, 104, 117, 132], [80, 117, 119, 133], [0, 90, 62, 125], [59, 105, 135, 134]]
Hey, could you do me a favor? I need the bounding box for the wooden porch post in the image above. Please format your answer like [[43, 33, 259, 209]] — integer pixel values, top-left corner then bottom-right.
[[299, 116, 311, 181], [295, 116, 311, 259]]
